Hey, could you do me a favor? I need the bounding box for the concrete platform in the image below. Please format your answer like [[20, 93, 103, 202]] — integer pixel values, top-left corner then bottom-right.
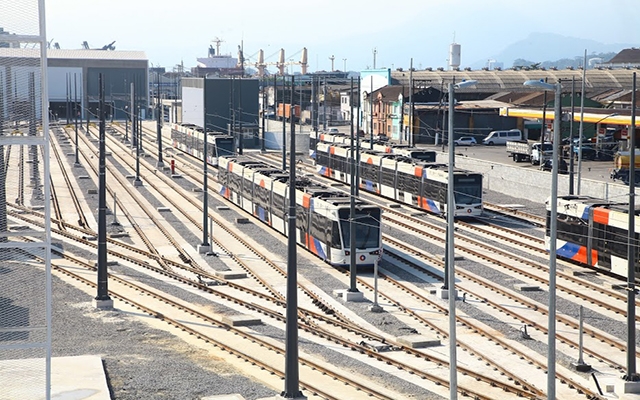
[[0, 355, 110, 400], [514, 283, 540, 291], [396, 334, 441, 348], [221, 315, 262, 327]]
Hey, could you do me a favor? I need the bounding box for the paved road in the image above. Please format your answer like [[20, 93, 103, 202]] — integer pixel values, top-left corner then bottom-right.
[[429, 142, 618, 184]]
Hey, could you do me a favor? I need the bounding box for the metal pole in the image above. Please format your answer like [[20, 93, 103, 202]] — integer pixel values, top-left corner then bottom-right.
[[409, 58, 413, 146], [74, 73, 80, 167], [283, 75, 303, 400], [156, 71, 163, 168], [356, 78, 361, 197], [261, 77, 266, 152], [447, 82, 457, 399], [112, 193, 119, 226], [349, 77, 358, 293], [547, 80, 562, 399], [96, 73, 112, 305], [540, 84, 548, 168], [133, 78, 142, 186], [201, 77, 209, 249], [577, 49, 587, 194], [323, 76, 327, 131], [577, 305, 585, 365], [569, 76, 575, 194], [238, 76, 243, 155], [282, 76, 287, 170], [370, 75, 374, 149], [626, 72, 638, 381]]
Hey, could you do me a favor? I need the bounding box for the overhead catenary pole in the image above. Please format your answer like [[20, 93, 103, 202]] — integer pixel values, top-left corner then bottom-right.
[[348, 77, 358, 293], [74, 73, 80, 167], [322, 76, 327, 131], [133, 77, 142, 186], [548, 80, 562, 399], [282, 76, 287, 170], [198, 75, 210, 253], [356, 78, 361, 197], [408, 58, 413, 146], [447, 82, 458, 399], [569, 76, 575, 194], [156, 70, 164, 168], [261, 76, 266, 152], [238, 76, 243, 155], [626, 72, 637, 381], [95, 73, 113, 309], [282, 75, 303, 399], [370, 75, 373, 149], [577, 49, 587, 194]]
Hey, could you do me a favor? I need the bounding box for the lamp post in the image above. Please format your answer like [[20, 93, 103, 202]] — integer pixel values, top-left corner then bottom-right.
[[577, 112, 619, 191], [446, 79, 476, 400], [524, 79, 562, 400]]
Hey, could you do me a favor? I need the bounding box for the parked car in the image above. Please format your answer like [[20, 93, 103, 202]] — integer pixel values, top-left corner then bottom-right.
[[454, 136, 477, 146], [541, 158, 568, 174]]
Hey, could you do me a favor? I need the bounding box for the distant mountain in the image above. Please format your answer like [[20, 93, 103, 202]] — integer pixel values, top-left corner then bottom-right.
[[471, 32, 637, 69]]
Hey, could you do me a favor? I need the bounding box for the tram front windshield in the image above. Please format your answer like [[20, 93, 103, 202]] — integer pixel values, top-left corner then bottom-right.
[[454, 175, 482, 205], [339, 208, 381, 249]]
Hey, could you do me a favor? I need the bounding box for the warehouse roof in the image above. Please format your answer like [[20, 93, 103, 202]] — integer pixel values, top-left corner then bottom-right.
[[0, 48, 147, 61], [390, 67, 640, 93]]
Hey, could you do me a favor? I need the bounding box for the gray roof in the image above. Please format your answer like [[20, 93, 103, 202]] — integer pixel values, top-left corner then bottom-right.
[[0, 48, 147, 61], [390, 68, 640, 93]]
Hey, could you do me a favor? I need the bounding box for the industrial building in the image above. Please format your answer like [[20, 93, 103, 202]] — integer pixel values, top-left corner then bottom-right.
[[181, 77, 260, 149], [0, 48, 148, 121]]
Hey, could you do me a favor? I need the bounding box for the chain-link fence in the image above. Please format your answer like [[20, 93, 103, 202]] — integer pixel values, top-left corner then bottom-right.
[[0, 1, 52, 398]]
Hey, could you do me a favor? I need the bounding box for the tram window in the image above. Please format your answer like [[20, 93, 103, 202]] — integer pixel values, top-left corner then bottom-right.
[[328, 221, 339, 248], [381, 169, 395, 186], [273, 193, 285, 212]]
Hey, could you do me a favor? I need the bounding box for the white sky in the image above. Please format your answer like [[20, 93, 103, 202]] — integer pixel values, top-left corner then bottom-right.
[[43, 0, 640, 72]]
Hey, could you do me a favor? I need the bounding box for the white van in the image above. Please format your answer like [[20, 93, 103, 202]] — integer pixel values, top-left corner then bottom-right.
[[483, 129, 522, 145]]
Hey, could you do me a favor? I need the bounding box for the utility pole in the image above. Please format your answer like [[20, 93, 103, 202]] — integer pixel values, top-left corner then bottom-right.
[[329, 55, 335, 72], [74, 73, 80, 167], [282, 76, 287, 170], [156, 70, 164, 168], [261, 77, 266, 152], [370, 75, 373, 149], [197, 75, 211, 254], [322, 77, 327, 131], [348, 77, 358, 294], [133, 77, 142, 187], [94, 73, 113, 309], [569, 77, 575, 194], [409, 58, 414, 146], [342, 58, 347, 72], [355, 78, 361, 197], [283, 74, 303, 399], [373, 48, 377, 69], [540, 78, 548, 169], [238, 76, 243, 155], [626, 72, 638, 382]]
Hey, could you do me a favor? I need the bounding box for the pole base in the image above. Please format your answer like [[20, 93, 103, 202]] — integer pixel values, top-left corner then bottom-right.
[[333, 289, 364, 302], [92, 298, 114, 310], [156, 161, 165, 168], [436, 288, 457, 300], [73, 162, 81, 167], [132, 178, 143, 187], [370, 304, 384, 313], [196, 244, 211, 254], [571, 361, 591, 372]]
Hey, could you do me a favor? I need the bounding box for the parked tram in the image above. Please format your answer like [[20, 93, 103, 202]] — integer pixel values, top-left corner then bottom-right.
[[171, 123, 234, 166], [315, 142, 483, 217], [309, 130, 436, 162], [548, 195, 640, 280], [217, 156, 383, 268]]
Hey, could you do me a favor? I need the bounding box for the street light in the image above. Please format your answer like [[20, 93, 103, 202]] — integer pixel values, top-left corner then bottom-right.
[[523, 78, 562, 400], [577, 112, 619, 193], [447, 79, 476, 400]]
